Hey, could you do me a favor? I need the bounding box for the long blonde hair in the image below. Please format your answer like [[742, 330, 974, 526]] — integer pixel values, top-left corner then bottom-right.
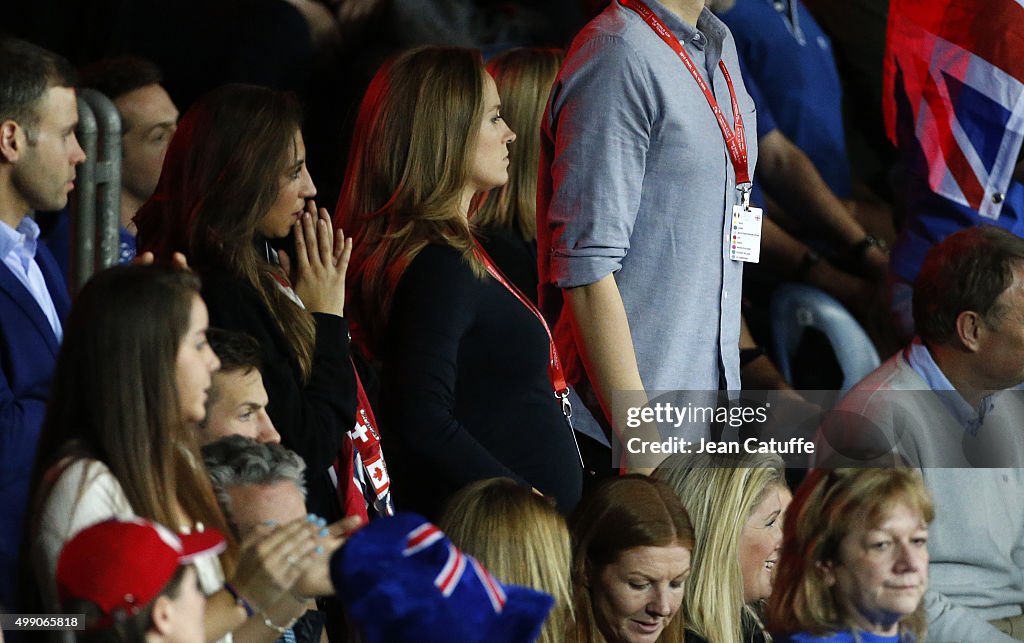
[[335, 46, 490, 355], [766, 468, 934, 641], [655, 452, 786, 643], [439, 478, 574, 643], [474, 47, 563, 242]]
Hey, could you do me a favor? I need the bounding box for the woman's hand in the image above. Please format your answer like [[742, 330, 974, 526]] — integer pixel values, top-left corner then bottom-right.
[[228, 518, 319, 612], [284, 199, 353, 317]]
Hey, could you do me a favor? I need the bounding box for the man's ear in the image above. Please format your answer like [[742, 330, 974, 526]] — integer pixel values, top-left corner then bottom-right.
[[149, 594, 175, 637], [0, 120, 22, 163], [815, 559, 837, 587], [955, 310, 984, 352]]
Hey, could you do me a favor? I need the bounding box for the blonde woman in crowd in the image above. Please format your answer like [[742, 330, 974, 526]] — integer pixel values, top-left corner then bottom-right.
[[767, 468, 933, 643], [655, 452, 790, 643], [439, 477, 573, 643]]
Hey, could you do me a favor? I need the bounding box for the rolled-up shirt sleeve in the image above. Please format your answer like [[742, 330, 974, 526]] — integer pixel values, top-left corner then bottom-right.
[[542, 35, 655, 288]]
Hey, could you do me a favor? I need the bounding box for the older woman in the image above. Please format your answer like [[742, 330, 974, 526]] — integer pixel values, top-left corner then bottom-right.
[[655, 452, 790, 643], [766, 468, 933, 643], [568, 475, 694, 643]]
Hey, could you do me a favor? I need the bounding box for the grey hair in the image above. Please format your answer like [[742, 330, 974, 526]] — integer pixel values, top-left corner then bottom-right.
[[201, 435, 307, 526]]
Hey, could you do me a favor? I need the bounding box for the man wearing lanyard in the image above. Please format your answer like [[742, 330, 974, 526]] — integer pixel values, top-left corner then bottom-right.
[[538, 0, 758, 467]]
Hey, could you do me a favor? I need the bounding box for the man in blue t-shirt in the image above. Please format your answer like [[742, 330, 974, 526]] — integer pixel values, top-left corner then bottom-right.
[[718, 0, 851, 198]]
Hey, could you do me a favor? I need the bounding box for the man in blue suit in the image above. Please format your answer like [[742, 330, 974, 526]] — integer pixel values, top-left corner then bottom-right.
[[0, 37, 85, 609]]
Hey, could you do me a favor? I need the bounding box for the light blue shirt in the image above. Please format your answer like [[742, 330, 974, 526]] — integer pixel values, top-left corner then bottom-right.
[[904, 337, 993, 436], [0, 216, 63, 342], [538, 0, 757, 441]]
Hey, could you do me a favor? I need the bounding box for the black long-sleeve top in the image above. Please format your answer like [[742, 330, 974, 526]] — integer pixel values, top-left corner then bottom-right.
[[476, 224, 539, 305], [379, 244, 582, 518], [200, 269, 356, 521]]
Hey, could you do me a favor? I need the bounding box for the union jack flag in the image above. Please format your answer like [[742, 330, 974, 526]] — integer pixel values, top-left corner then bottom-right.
[[883, 0, 1024, 219], [402, 522, 507, 612], [403, 522, 445, 556]]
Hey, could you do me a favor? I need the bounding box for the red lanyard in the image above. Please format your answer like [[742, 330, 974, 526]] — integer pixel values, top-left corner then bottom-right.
[[619, 0, 751, 188], [474, 243, 584, 469], [475, 245, 568, 396]]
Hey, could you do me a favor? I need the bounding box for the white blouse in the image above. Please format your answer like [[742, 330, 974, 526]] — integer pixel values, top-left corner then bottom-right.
[[34, 458, 231, 642]]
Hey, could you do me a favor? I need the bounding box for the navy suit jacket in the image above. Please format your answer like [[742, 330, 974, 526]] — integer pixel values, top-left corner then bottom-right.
[[0, 243, 69, 610]]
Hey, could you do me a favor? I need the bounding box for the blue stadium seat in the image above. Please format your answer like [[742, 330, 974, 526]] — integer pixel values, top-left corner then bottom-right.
[[770, 284, 880, 394]]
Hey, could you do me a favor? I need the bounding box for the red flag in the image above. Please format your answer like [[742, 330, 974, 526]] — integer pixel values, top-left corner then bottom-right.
[[884, 0, 1024, 218]]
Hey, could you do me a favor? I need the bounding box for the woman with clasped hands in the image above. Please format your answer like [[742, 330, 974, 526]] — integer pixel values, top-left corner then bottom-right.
[[134, 84, 361, 523]]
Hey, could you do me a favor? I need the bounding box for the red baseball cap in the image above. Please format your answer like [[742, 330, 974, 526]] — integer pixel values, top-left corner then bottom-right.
[[56, 518, 226, 625]]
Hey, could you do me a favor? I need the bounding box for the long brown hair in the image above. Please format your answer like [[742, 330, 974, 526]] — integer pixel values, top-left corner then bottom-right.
[[569, 475, 695, 643], [134, 84, 316, 379], [30, 266, 232, 550], [334, 46, 488, 355], [474, 47, 563, 242]]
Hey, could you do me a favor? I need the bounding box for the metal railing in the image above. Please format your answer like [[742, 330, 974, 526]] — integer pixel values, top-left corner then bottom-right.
[[70, 90, 121, 293]]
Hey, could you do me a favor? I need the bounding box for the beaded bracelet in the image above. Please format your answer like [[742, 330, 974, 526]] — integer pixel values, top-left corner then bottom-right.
[[223, 582, 255, 618], [259, 610, 299, 635]]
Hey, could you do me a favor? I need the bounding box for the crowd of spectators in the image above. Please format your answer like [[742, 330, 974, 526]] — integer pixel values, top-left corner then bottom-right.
[[2, 0, 1024, 640]]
